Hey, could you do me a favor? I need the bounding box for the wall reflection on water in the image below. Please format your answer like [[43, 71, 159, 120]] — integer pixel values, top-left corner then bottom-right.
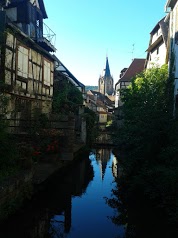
[[0, 149, 126, 238], [0, 154, 94, 238]]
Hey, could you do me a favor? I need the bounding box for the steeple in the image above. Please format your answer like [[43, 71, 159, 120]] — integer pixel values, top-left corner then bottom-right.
[[98, 56, 114, 95], [104, 57, 111, 78]]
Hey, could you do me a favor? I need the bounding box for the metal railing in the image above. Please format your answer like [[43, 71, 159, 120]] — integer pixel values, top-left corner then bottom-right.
[[43, 22, 56, 48]]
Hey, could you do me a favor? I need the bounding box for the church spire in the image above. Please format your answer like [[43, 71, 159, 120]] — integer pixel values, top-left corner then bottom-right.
[[104, 56, 111, 78]]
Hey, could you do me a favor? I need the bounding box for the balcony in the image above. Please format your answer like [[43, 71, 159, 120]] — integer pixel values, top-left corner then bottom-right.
[[35, 22, 56, 52]]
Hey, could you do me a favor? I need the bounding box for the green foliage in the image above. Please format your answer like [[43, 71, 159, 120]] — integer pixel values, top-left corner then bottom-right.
[[0, 120, 19, 182], [83, 107, 99, 146], [0, 94, 20, 182], [113, 65, 177, 224], [106, 119, 113, 127], [30, 110, 50, 135], [0, 116, 19, 178], [115, 65, 172, 157], [53, 80, 83, 115]]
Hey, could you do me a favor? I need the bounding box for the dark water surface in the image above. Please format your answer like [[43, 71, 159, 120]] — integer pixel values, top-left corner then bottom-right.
[[0, 148, 125, 238]]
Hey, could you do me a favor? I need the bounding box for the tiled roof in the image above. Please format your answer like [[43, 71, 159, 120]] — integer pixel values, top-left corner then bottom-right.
[[116, 58, 145, 84], [89, 90, 113, 105]]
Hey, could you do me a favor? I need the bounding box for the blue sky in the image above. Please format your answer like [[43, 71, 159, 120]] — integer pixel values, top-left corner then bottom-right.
[[44, 0, 166, 86]]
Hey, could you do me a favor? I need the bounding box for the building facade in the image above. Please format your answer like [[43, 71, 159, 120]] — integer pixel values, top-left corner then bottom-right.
[[0, 0, 55, 133], [145, 16, 169, 69], [115, 58, 145, 108], [165, 0, 178, 109]]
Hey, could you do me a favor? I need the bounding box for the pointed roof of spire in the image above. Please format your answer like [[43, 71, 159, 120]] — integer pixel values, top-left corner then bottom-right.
[[104, 57, 111, 78]]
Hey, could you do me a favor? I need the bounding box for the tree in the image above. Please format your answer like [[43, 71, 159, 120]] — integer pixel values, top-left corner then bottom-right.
[[115, 65, 172, 161], [112, 65, 177, 226], [53, 80, 83, 115]]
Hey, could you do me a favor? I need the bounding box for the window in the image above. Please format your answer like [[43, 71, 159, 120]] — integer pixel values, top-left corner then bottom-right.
[[157, 47, 159, 55], [43, 58, 51, 86], [17, 45, 29, 78]]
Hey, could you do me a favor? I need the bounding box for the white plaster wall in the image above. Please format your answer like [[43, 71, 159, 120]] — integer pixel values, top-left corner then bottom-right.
[[99, 114, 107, 123], [152, 28, 162, 43], [115, 81, 131, 107], [115, 83, 121, 108], [147, 43, 167, 69], [115, 91, 119, 108]]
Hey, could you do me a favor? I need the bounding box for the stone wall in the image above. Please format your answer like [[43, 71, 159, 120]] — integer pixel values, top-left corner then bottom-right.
[[49, 114, 76, 160]]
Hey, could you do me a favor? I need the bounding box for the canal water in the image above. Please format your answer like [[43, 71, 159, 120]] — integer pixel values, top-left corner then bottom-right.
[[0, 148, 125, 238]]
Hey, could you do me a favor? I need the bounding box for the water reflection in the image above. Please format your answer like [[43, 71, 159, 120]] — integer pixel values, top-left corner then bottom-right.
[[95, 148, 111, 180], [0, 149, 126, 238], [106, 158, 177, 238], [0, 154, 94, 238]]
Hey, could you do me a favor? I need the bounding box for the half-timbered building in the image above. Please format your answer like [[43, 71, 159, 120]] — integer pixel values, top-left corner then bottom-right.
[[0, 0, 55, 132]]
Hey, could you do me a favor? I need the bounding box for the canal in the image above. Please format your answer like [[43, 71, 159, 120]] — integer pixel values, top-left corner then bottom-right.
[[0, 148, 125, 238]]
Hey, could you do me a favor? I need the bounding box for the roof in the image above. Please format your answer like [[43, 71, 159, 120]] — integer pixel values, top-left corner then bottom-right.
[[7, 0, 48, 19], [116, 58, 145, 84], [89, 90, 113, 105], [38, 0, 48, 19], [150, 17, 165, 34], [104, 57, 111, 78], [148, 17, 169, 49], [107, 95, 115, 102], [165, 0, 177, 9], [146, 35, 163, 52], [120, 68, 128, 73], [53, 55, 85, 89], [159, 17, 169, 47], [145, 16, 169, 68]]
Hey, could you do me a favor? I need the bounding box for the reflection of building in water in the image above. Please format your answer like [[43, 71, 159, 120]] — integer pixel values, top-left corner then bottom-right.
[[49, 193, 72, 237], [0, 156, 94, 238], [96, 148, 111, 180], [112, 155, 123, 178], [49, 156, 94, 237]]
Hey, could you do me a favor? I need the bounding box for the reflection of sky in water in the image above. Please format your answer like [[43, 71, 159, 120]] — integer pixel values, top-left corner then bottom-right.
[[64, 150, 125, 238]]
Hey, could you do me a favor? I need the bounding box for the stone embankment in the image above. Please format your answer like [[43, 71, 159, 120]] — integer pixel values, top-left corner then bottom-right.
[[0, 142, 85, 222], [0, 113, 86, 222]]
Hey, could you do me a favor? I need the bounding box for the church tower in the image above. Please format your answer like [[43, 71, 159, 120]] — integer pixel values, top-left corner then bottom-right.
[[98, 57, 114, 95]]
